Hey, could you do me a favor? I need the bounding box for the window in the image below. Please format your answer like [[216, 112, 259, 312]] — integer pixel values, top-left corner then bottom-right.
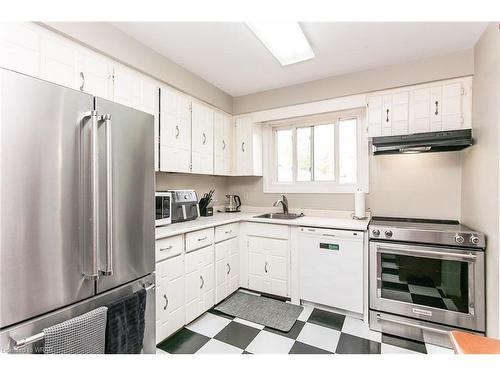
[[264, 109, 367, 193]]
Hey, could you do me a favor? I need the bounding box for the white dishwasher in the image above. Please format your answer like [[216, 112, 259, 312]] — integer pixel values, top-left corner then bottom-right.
[[298, 226, 364, 314]]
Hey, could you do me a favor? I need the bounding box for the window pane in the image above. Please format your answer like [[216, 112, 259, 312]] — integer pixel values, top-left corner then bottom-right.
[[296, 127, 312, 181], [339, 118, 357, 184], [276, 129, 293, 182], [313, 124, 335, 181]]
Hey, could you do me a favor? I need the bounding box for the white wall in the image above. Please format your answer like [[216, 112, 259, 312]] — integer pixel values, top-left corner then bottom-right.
[[461, 23, 500, 338], [227, 152, 463, 219], [233, 49, 474, 114]]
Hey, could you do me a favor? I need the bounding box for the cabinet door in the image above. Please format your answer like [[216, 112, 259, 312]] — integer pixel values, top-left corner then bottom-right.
[[0, 23, 40, 78], [441, 83, 463, 130], [76, 49, 113, 100], [113, 64, 141, 108], [247, 237, 266, 292], [430, 86, 442, 131], [200, 246, 215, 312], [227, 237, 240, 295], [411, 87, 431, 134], [156, 255, 185, 343], [160, 86, 191, 173], [367, 95, 382, 137], [235, 117, 252, 175], [266, 238, 288, 297], [214, 111, 233, 176], [391, 92, 409, 135], [40, 32, 78, 89], [381, 95, 393, 136], [191, 102, 214, 175], [215, 241, 228, 304]]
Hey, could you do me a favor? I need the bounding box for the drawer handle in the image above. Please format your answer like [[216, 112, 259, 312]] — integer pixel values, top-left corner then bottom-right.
[[197, 236, 208, 242], [264, 261, 268, 273], [200, 275, 204, 289], [227, 263, 231, 275], [224, 230, 232, 234], [160, 245, 173, 251], [163, 294, 168, 310]]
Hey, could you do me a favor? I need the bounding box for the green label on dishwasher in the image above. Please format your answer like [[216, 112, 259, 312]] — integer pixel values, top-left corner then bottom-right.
[[320, 243, 339, 250]]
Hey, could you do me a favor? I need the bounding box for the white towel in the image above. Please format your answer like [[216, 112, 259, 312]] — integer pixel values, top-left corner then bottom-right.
[[43, 306, 108, 354]]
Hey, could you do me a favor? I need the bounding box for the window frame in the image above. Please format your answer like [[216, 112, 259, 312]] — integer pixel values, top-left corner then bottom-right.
[[263, 108, 369, 194]]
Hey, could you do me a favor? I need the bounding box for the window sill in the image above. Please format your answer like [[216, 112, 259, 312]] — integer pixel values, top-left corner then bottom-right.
[[263, 182, 368, 194]]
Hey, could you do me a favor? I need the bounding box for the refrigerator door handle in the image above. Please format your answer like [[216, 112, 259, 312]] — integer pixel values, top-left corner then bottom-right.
[[82, 110, 99, 280], [99, 114, 113, 277]]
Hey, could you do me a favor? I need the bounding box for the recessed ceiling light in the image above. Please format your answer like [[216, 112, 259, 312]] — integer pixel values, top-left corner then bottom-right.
[[246, 22, 315, 66]]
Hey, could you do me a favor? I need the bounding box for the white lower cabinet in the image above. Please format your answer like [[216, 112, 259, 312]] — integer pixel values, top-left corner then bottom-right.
[[156, 254, 185, 344], [185, 245, 215, 324], [245, 223, 289, 298], [215, 237, 239, 304]]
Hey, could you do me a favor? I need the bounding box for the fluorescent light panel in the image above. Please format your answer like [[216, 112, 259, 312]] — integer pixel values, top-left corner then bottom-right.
[[246, 22, 314, 66]]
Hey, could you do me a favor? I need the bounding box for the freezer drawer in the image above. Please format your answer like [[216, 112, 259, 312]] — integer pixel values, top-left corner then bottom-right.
[[0, 68, 95, 328]]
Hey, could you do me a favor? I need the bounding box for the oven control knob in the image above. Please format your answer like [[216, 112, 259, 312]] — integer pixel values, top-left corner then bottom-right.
[[385, 230, 393, 238], [470, 235, 480, 245], [372, 229, 380, 237], [455, 234, 465, 244]]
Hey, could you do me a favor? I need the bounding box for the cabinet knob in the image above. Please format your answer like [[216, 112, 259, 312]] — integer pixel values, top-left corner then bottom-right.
[[200, 275, 204, 289], [227, 263, 231, 275], [386, 109, 390, 122], [242, 142, 245, 152], [202, 132, 206, 145], [222, 140, 226, 150], [435, 101, 439, 116], [163, 294, 168, 310], [79, 72, 85, 91], [264, 261, 268, 273], [175, 125, 180, 138]]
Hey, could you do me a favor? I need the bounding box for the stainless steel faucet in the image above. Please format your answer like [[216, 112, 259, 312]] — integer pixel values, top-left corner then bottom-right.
[[273, 194, 289, 214]]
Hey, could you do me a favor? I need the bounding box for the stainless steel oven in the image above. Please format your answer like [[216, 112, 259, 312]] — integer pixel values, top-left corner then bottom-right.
[[155, 192, 172, 226], [368, 216, 486, 347]]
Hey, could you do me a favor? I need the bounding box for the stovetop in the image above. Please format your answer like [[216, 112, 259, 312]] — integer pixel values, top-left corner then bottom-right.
[[369, 216, 486, 249]]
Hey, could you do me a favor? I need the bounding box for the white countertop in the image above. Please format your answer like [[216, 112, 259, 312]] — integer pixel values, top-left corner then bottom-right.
[[155, 207, 370, 239]]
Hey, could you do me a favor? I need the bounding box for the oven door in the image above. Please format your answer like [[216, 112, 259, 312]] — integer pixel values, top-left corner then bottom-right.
[[369, 241, 484, 332]]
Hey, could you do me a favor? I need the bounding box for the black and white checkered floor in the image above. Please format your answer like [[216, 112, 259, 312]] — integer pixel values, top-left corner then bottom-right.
[[156, 291, 454, 355]]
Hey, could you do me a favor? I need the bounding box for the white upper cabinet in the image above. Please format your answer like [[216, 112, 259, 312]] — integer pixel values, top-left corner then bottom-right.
[[191, 102, 215, 175], [0, 23, 41, 78], [214, 111, 233, 176], [112, 64, 141, 108], [76, 49, 113, 100], [159, 85, 192, 173], [234, 116, 263, 176], [368, 77, 472, 137], [40, 31, 79, 90]]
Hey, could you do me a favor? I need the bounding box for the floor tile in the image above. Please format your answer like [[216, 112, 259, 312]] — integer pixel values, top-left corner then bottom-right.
[[381, 343, 422, 354], [341, 316, 381, 342], [335, 333, 381, 354], [233, 317, 265, 330], [157, 328, 210, 354], [246, 330, 295, 354], [297, 305, 314, 322], [196, 339, 243, 354], [296, 322, 341, 352], [213, 321, 260, 350], [264, 319, 305, 340], [186, 312, 232, 338], [425, 343, 454, 354], [289, 341, 332, 354], [382, 333, 427, 354], [307, 308, 345, 331]]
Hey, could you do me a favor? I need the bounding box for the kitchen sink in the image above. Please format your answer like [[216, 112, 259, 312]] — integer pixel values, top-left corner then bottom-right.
[[253, 213, 304, 220]]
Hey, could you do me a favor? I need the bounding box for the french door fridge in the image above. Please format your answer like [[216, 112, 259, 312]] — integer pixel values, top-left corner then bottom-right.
[[0, 68, 155, 351]]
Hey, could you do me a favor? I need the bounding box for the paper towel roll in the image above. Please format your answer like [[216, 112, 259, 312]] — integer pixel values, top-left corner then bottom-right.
[[354, 188, 366, 219]]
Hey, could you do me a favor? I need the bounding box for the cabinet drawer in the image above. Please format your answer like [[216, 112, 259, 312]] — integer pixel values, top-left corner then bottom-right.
[[156, 235, 183, 262], [246, 222, 289, 240], [215, 223, 239, 242], [186, 228, 214, 252]]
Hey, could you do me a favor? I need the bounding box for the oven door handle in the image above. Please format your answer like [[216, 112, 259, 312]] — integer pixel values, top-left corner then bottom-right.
[[376, 245, 477, 261], [375, 313, 449, 335]]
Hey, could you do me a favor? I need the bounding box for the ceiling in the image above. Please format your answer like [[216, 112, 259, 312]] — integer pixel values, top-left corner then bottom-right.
[[112, 22, 487, 97]]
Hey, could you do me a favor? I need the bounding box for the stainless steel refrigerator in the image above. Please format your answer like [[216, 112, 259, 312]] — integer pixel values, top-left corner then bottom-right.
[[0, 68, 156, 353]]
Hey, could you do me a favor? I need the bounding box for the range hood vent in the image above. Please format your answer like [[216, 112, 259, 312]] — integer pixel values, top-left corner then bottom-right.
[[372, 129, 472, 155]]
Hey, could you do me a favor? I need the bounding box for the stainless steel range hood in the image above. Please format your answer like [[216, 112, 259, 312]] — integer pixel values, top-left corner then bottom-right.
[[372, 129, 472, 155]]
